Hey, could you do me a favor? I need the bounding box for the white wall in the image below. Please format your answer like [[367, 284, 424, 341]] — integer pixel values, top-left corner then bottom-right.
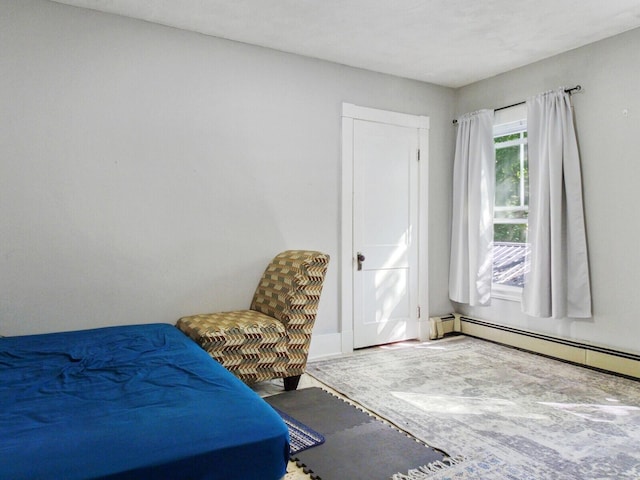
[[0, 0, 456, 344], [455, 27, 640, 355]]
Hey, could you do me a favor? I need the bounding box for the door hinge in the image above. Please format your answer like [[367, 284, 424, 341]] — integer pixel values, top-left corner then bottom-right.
[[417, 149, 421, 161], [417, 306, 421, 318]]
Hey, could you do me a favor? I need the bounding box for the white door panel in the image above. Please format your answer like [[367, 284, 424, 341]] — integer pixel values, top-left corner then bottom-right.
[[353, 119, 419, 348]]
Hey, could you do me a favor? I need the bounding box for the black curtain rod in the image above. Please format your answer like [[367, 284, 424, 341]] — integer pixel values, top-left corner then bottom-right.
[[452, 85, 582, 125]]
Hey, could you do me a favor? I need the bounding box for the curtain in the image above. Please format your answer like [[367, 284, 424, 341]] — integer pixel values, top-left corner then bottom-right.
[[449, 109, 495, 306], [522, 88, 592, 318]]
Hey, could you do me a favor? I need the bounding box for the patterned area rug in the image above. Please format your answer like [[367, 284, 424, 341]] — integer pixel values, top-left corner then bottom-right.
[[307, 336, 640, 479], [272, 406, 325, 455]]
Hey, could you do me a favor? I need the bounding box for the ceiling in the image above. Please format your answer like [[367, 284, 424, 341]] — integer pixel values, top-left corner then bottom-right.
[[50, 0, 640, 88]]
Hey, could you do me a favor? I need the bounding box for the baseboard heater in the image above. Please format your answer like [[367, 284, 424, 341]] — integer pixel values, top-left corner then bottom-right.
[[428, 314, 456, 340], [456, 315, 640, 380]]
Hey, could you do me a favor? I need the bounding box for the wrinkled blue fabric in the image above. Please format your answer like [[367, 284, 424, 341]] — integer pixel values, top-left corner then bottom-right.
[[0, 323, 289, 480]]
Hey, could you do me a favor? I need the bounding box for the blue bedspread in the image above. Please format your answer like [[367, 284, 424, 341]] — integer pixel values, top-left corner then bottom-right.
[[0, 323, 289, 480]]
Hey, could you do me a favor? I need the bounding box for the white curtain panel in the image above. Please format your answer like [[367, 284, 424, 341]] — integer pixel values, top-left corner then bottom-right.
[[449, 109, 495, 306], [522, 88, 592, 318]]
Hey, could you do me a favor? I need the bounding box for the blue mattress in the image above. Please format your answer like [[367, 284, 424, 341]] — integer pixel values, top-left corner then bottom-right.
[[0, 323, 289, 480]]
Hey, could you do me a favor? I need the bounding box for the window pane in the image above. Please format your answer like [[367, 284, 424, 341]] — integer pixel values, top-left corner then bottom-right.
[[493, 125, 528, 289], [523, 144, 529, 206], [495, 133, 521, 144], [495, 145, 521, 207], [494, 223, 527, 243], [493, 242, 529, 288]]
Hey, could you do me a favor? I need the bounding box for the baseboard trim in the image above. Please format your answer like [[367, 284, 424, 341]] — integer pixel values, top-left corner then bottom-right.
[[457, 315, 640, 380]]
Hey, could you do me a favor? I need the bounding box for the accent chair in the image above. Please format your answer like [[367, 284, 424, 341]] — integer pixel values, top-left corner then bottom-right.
[[176, 250, 330, 391]]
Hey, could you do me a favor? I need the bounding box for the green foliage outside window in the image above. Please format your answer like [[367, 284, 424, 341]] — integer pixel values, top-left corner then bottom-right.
[[494, 130, 528, 244], [494, 224, 527, 243]]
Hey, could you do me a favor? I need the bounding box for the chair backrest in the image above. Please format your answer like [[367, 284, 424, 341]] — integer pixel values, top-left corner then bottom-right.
[[250, 250, 330, 330]]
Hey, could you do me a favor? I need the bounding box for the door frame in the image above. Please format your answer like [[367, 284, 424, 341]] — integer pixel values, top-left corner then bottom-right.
[[340, 103, 430, 353]]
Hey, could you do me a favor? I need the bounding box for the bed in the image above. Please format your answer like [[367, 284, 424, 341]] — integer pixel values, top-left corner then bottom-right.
[[0, 323, 289, 480]]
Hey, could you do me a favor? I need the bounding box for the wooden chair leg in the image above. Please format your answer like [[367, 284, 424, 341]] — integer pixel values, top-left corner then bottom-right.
[[283, 375, 301, 391]]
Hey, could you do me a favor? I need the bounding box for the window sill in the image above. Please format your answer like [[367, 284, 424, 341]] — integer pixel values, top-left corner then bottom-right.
[[492, 284, 523, 302]]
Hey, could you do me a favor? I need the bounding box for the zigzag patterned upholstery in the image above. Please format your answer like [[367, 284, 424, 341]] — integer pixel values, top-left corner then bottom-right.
[[176, 250, 329, 390]]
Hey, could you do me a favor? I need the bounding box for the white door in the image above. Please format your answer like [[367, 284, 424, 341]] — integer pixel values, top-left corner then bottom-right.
[[352, 119, 420, 348]]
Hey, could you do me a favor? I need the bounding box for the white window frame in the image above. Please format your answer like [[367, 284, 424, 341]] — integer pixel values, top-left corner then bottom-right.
[[492, 119, 528, 301]]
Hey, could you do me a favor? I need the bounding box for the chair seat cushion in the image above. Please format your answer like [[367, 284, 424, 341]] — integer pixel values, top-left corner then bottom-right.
[[176, 310, 289, 383], [177, 309, 287, 346]]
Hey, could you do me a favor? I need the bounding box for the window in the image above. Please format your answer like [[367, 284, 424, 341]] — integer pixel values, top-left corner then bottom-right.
[[493, 120, 529, 289]]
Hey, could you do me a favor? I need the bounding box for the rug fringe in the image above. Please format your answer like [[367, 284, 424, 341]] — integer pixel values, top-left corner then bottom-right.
[[390, 454, 466, 479]]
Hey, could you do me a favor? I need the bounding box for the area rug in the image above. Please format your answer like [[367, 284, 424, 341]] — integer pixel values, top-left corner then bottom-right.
[[307, 336, 640, 479], [272, 406, 325, 455], [265, 387, 446, 480]]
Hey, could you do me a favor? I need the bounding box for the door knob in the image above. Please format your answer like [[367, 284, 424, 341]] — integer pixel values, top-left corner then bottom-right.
[[357, 252, 366, 271]]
